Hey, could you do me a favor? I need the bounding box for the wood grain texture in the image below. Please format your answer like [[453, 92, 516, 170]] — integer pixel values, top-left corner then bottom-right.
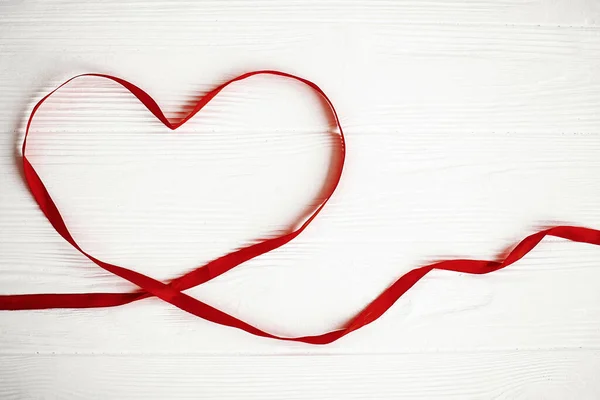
[[1, 351, 600, 400], [1, 0, 600, 398]]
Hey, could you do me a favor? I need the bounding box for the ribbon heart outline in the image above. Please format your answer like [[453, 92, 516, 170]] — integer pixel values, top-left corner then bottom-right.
[[2, 70, 600, 344]]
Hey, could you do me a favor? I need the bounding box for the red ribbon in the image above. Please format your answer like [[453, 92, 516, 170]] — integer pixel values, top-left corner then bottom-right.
[[2, 70, 600, 344]]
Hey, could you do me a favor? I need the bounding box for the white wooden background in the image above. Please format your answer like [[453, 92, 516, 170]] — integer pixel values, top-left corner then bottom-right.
[[2, 0, 600, 398]]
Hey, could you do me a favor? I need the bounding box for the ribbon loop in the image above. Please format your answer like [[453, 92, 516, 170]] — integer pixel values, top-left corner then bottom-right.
[[2, 71, 599, 344]]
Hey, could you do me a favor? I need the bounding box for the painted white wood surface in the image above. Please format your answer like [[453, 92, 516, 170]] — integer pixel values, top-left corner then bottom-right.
[[1, 0, 600, 398]]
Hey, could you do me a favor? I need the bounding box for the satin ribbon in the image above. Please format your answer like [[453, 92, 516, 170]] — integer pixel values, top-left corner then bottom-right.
[[1, 70, 600, 344]]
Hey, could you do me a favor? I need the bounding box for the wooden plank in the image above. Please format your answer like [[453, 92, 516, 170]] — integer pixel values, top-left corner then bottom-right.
[[1, 0, 599, 30], [1, 351, 599, 399]]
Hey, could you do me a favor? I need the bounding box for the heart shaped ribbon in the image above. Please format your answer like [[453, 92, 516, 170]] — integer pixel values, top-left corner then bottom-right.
[[2, 70, 600, 344]]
